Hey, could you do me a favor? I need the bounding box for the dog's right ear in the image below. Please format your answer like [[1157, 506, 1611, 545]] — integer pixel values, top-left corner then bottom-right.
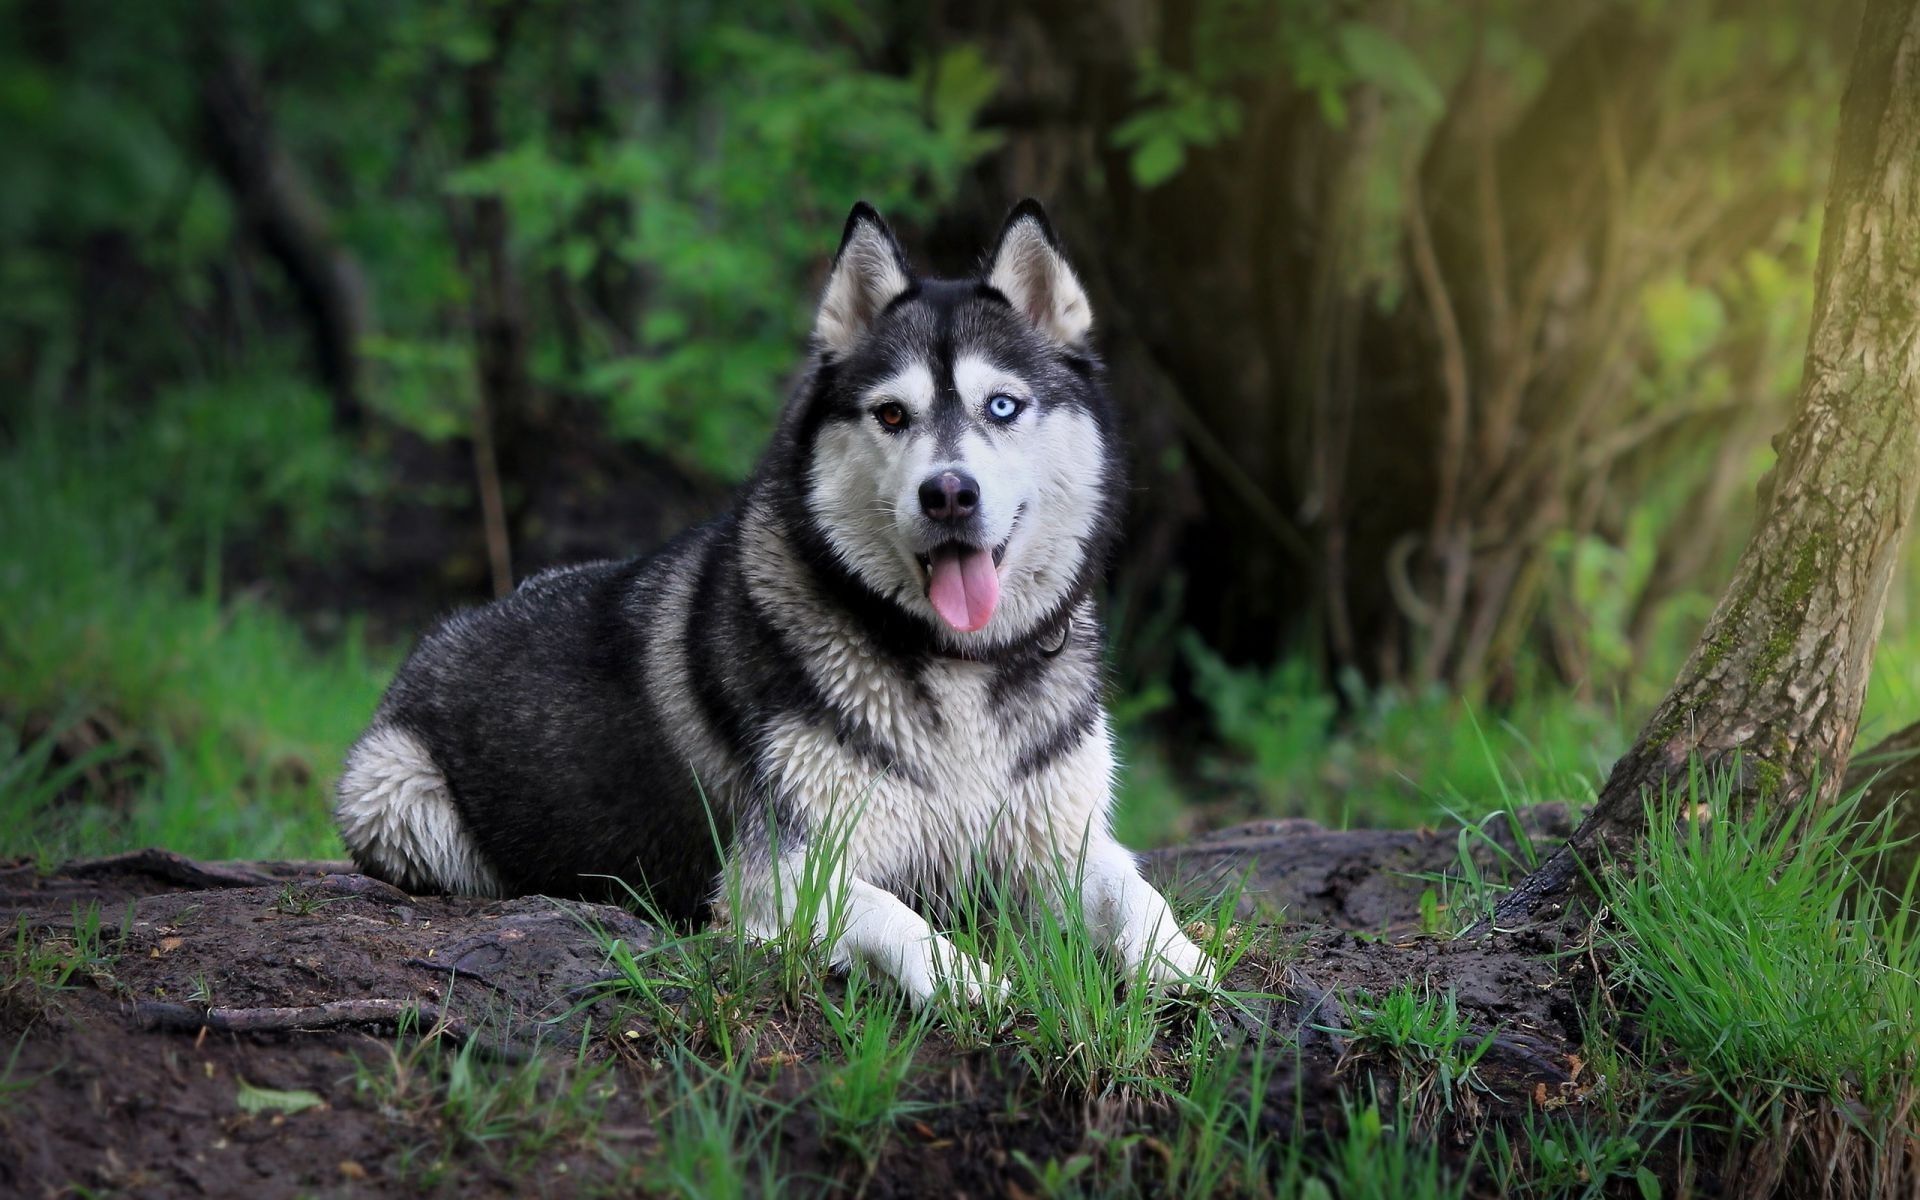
[[813, 203, 914, 357]]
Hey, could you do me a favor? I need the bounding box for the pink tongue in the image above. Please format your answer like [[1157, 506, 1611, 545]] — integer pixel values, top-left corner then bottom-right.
[[927, 545, 1000, 633]]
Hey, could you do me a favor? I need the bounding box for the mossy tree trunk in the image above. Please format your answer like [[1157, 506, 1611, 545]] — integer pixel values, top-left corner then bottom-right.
[[1498, 0, 1920, 925]]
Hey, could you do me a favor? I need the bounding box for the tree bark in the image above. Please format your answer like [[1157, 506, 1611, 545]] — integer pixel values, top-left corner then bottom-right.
[[448, 1, 534, 599], [200, 50, 371, 430], [1847, 719, 1920, 892], [1497, 0, 1920, 926]]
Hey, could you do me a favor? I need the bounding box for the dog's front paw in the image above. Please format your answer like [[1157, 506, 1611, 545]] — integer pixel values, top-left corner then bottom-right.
[[897, 938, 1008, 1010], [1142, 929, 1215, 993], [940, 962, 1013, 1010]]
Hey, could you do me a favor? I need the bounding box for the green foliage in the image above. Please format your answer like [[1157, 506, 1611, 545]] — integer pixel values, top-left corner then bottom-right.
[[1112, 65, 1243, 188], [1334, 21, 1443, 118], [0, 386, 388, 862], [428, 19, 1000, 479], [1, 1, 998, 484], [1172, 632, 1621, 833]]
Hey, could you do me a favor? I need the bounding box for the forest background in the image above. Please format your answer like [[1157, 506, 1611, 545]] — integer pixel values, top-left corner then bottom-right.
[[5, 0, 1912, 865]]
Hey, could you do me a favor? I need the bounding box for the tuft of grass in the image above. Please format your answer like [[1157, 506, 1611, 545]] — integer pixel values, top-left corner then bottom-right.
[[2, 903, 127, 1021], [570, 917, 770, 1067], [1304, 1093, 1472, 1199], [1485, 1116, 1666, 1200], [354, 1012, 620, 1187], [1324, 982, 1497, 1122], [921, 850, 1271, 1098], [1601, 769, 1920, 1196], [647, 1047, 789, 1200], [1154, 1026, 1281, 1198], [933, 854, 1184, 1096], [1009, 1148, 1097, 1198], [269, 882, 343, 916], [0, 1032, 48, 1111], [186, 972, 215, 1009], [568, 802, 858, 1064], [812, 972, 935, 1166]]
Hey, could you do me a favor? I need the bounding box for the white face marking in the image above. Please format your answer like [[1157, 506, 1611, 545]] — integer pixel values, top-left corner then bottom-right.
[[804, 352, 1109, 646]]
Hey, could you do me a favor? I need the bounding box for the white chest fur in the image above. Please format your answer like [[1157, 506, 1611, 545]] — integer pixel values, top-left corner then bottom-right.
[[756, 655, 1115, 893]]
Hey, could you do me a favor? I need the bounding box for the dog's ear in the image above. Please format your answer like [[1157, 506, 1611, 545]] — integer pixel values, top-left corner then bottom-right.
[[813, 202, 914, 356], [985, 199, 1092, 347]]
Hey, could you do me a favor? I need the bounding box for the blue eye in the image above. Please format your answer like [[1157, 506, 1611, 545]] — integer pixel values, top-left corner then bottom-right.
[[986, 394, 1023, 422]]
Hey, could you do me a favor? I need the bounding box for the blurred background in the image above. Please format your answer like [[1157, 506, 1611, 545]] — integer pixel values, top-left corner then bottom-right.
[[5, 0, 1916, 864]]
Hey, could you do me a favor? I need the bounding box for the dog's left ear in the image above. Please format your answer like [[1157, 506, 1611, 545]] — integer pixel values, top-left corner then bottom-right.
[[986, 200, 1093, 347]]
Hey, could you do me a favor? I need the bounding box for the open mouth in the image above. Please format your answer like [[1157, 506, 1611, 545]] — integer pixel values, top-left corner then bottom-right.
[[915, 517, 1018, 635]]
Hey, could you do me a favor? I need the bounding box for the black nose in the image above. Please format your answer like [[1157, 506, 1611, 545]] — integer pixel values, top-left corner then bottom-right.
[[918, 471, 980, 522]]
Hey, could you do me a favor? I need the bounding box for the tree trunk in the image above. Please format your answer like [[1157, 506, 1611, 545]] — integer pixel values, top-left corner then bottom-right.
[[448, 1, 534, 599], [201, 49, 371, 430], [1847, 720, 1920, 893], [1497, 0, 1920, 926]]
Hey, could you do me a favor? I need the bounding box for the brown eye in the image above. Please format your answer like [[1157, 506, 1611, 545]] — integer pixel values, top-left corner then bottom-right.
[[874, 402, 908, 429]]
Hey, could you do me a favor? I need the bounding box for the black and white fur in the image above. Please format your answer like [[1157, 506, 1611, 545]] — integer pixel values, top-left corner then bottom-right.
[[335, 201, 1210, 1004]]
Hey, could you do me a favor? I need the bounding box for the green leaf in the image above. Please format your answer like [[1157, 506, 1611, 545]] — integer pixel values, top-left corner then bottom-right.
[[924, 44, 1000, 136], [236, 1079, 325, 1116], [1337, 23, 1443, 116], [1636, 1166, 1663, 1200], [1130, 136, 1186, 188], [1640, 272, 1727, 369]]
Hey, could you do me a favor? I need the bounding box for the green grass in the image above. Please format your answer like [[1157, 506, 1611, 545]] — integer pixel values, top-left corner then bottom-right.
[[916, 850, 1270, 1097], [353, 1013, 622, 1188], [1484, 1114, 1669, 1200], [1114, 635, 1628, 848], [0, 1032, 44, 1112], [647, 1047, 789, 1200], [0, 376, 389, 863], [2, 902, 127, 1022], [1324, 983, 1498, 1122], [1309, 1094, 1472, 1200], [1155, 1030, 1281, 1199], [1600, 770, 1920, 1196], [812, 974, 935, 1166]]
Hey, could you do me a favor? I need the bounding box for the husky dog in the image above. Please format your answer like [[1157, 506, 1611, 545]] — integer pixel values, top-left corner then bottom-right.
[[335, 200, 1211, 1004]]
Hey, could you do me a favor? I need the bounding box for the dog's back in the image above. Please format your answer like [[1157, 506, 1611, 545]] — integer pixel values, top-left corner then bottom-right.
[[337, 534, 725, 916]]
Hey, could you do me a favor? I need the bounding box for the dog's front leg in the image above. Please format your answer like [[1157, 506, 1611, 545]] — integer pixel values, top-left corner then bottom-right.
[[1063, 835, 1213, 988], [732, 847, 1001, 1008], [835, 875, 1005, 1006]]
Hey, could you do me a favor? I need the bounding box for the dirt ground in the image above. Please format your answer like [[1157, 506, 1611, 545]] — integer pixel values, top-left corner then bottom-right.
[[0, 817, 1591, 1198]]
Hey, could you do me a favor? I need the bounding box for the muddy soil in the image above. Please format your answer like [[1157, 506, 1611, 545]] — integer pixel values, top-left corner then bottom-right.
[[0, 818, 1591, 1198]]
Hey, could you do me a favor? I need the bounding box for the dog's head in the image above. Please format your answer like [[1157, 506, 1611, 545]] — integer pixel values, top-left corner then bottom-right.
[[786, 200, 1120, 650]]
